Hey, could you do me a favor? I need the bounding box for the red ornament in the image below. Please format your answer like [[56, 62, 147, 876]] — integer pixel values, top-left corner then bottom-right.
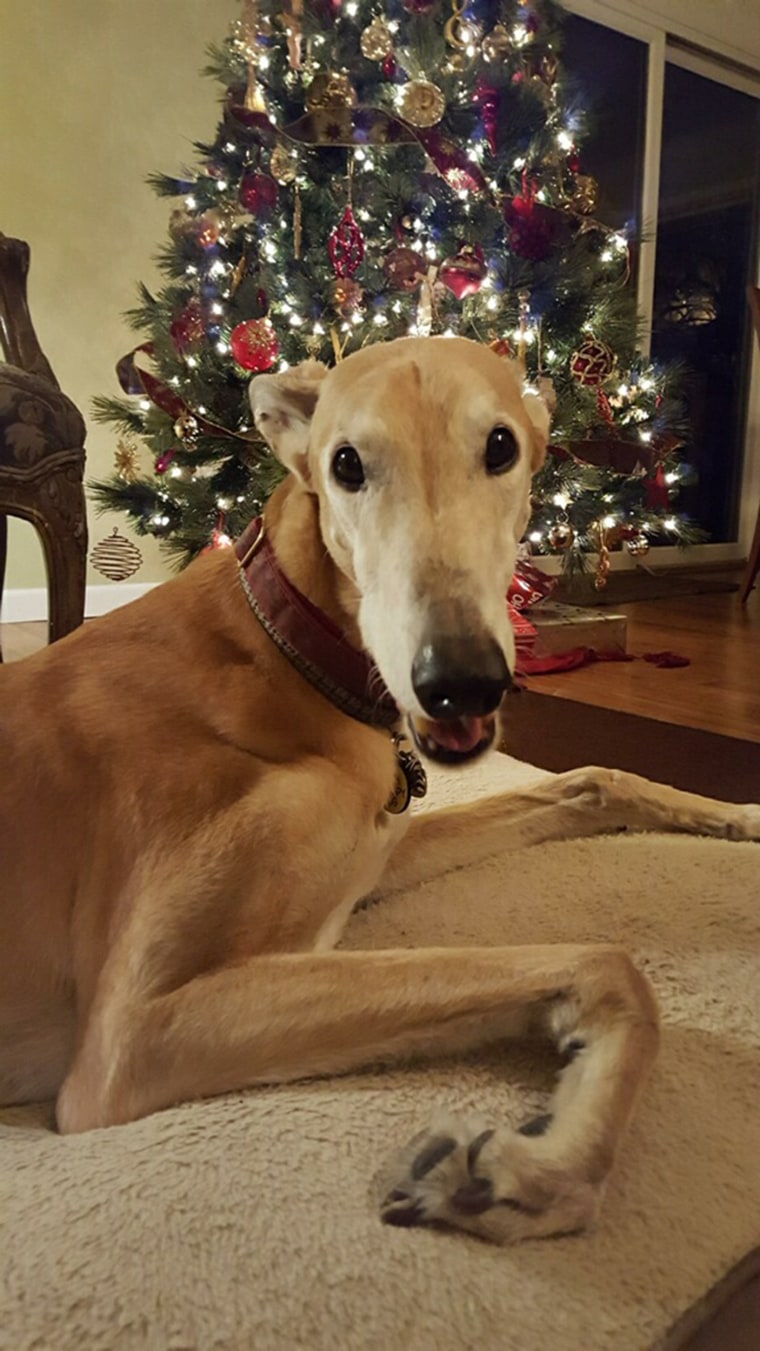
[[328, 206, 365, 278], [438, 244, 487, 300], [475, 80, 499, 156], [645, 462, 670, 510], [570, 337, 616, 387], [230, 317, 279, 372], [155, 449, 177, 474], [489, 337, 514, 359], [596, 387, 615, 425], [203, 516, 234, 552], [194, 214, 220, 250], [504, 182, 558, 261], [383, 247, 426, 292], [239, 172, 278, 216], [402, 0, 436, 11], [382, 53, 397, 79], [170, 299, 205, 354]]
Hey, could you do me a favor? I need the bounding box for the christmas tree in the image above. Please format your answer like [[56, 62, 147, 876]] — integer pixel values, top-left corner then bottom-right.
[[92, 0, 700, 581]]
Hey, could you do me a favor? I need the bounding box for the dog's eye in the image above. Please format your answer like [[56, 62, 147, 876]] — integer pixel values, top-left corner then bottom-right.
[[485, 426, 519, 475], [332, 444, 366, 492]]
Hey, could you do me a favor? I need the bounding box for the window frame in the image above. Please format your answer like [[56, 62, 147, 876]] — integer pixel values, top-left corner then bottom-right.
[[556, 0, 760, 571]]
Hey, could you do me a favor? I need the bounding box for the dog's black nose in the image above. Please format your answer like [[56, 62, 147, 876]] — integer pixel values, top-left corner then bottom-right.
[[411, 635, 512, 719]]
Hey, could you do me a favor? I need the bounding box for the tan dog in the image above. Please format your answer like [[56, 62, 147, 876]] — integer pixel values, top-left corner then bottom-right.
[[2, 336, 758, 1244]]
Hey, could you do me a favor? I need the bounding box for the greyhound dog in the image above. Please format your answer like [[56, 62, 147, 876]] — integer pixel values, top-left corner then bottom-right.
[[2, 336, 757, 1244]]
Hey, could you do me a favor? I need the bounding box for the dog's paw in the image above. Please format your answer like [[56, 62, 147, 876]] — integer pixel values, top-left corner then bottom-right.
[[378, 1114, 601, 1244], [725, 805, 760, 842]]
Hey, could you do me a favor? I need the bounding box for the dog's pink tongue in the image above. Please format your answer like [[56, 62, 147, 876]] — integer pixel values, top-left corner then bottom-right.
[[429, 716, 485, 753]]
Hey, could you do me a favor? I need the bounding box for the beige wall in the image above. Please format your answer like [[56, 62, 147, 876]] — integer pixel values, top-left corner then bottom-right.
[[3, 0, 756, 594], [2, 0, 238, 590]]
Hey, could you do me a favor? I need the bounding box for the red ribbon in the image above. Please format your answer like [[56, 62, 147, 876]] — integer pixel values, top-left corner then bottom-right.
[[116, 344, 261, 448]]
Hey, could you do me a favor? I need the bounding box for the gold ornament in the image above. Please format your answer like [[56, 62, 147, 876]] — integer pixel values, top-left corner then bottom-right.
[[445, 51, 470, 72], [114, 439, 140, 483], [293, 182, 302, 260], [572, 174, 599, 216], [540, 53, 559, 86], [360, 16, 393, 61], [595, 523, 611, 590], [331, 276, 364, 316], [398, 79, 446, 129], [626, 533, 650, 558], [90, 528, 143, 583], [548, 520, 575, 551], [304, 332, 324, 359], [270, 144, 297, 185], [482, 23, 512, 62], [174, 411, 200, 448], [306, 70, 357, 111], [168, 206, 192, 241], [283, 0, 303, 70], [444, 0, 479, 50]]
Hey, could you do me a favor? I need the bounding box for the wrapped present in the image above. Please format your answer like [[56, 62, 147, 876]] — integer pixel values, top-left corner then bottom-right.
[[507, 602, 537, 662], [507, 559, 557, 611]]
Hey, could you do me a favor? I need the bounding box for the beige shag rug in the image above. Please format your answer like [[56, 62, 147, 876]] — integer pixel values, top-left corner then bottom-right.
[[2, 754, 759, 1351]]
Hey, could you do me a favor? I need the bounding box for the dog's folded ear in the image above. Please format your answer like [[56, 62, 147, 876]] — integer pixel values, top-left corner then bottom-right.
[[522, 385, 552, 473], [249, 359, 329, 485]]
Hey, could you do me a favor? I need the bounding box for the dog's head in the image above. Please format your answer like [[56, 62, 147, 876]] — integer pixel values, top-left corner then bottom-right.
[[250, 336, 550, 763]]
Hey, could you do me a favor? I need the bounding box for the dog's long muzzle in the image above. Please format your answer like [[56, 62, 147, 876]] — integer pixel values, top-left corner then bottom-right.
[[410, 633, 512, 763]]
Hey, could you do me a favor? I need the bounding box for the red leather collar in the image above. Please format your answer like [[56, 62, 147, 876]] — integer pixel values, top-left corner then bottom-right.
[[235, 517, 400, 730]]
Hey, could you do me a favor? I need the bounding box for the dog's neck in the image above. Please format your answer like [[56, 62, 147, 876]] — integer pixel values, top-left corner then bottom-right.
[[263, 476, 365, 653]]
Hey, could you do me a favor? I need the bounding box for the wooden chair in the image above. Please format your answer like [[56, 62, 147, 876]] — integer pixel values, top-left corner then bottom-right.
[[0, 232, 88, 658], [739, 285, 760, 604]]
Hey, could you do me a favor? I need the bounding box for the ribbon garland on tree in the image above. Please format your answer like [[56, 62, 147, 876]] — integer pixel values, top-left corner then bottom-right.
[[116, 344, 263, 449]]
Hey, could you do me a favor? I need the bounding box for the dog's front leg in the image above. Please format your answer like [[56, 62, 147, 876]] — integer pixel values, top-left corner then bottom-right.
[[378, 766, 760, 897], [56, 942, 658, 1244]]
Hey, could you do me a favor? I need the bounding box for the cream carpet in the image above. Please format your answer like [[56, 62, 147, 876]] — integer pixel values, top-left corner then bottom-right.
[[2, 754, 759, 1351]]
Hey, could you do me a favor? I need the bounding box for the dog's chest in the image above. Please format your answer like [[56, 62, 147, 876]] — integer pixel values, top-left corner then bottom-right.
[[312, 809, 410, 952]]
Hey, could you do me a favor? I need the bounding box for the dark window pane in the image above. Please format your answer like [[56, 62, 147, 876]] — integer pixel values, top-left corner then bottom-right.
[[651, 63, 760, 541], [562, 14, 648, 235]]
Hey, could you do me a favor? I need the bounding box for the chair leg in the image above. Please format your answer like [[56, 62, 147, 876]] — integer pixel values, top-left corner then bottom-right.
[[0, 513, 7, 662], [37, 489, 88, 645], [739, 504, 760, 605]]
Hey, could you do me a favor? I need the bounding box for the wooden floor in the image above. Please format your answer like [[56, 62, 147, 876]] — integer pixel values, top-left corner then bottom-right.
[[3, 585, 760, 745], [525, 586, 760, 745]]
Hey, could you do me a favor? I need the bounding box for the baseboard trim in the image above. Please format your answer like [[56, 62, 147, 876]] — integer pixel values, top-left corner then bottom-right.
[[2, 583, 158, 624]]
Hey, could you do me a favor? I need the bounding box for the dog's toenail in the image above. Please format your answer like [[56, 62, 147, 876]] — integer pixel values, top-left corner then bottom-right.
[[518, 1113, 553, 1137], [451, 1177, 494, 1216], [382, 1202, 424, 1228], [466, 1128, 494, 1172], [411, 1135, 458, 1180]]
